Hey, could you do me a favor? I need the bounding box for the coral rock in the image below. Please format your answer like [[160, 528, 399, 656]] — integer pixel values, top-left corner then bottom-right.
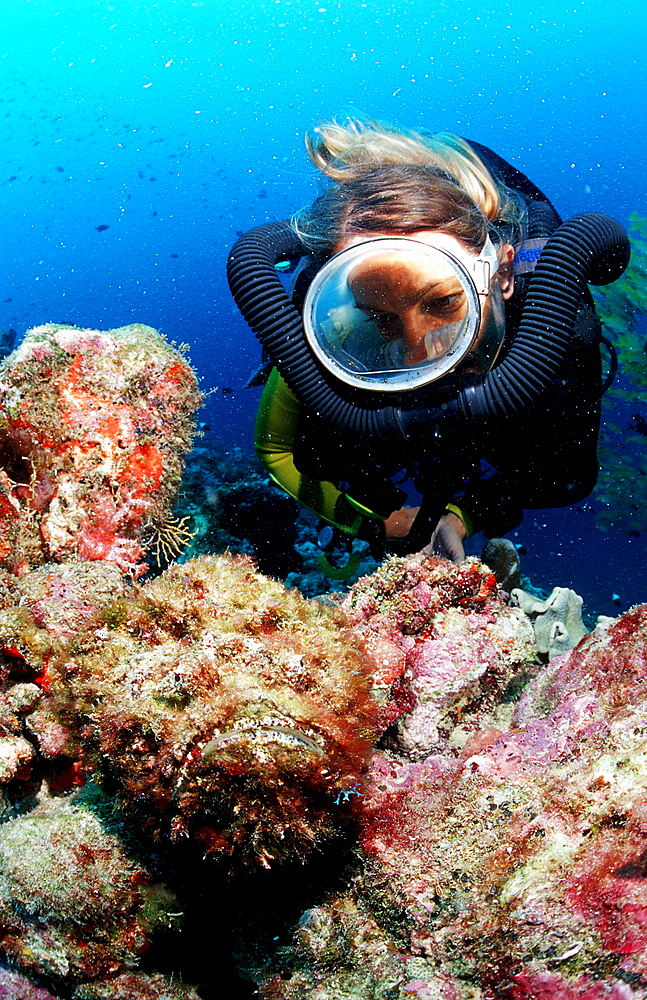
[[342, 555, 536, 754], [0, 324, 201, 576], [257, 591, 647, 999], [72, 972, 204, 999], [0, 562, 136, 766], [0, 792, 180, 985], [0, 967, 60, 999]]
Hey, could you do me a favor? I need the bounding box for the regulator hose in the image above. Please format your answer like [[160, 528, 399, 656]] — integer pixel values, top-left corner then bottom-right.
[[419, 212, 630, 429], [227, 221, 400, 439], [227, 213, 629, 441]]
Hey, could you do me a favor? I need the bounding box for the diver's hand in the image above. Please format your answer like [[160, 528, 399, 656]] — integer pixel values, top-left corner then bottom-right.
[[418, 511, 467, 562], [383, 506, 420, 539]]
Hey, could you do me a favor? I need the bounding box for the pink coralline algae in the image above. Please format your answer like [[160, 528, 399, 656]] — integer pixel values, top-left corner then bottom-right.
[[341, 555, 536, 754], [0, 324, 201, 576], [0, 967, 60, 999], [260, 561, 647, 1000]]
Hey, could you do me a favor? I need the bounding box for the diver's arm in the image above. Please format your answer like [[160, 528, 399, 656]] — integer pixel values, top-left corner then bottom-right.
[[254, 367, 386, 536]]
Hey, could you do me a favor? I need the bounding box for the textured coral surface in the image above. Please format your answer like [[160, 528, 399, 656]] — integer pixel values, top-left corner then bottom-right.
[[0, 967, 59, 999], [342, 555, 536, 748], [0, 324, 201, 575], [0, 322, 646, 998], [0, 794, 179, 985], [259, 559, 647, 999]]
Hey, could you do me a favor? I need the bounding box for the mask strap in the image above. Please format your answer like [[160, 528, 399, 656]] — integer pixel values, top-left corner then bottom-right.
[[471, 236, 500, 294]]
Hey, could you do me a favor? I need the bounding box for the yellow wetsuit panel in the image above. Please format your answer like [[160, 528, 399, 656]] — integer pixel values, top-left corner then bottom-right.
[[254, 367, 379, 536]]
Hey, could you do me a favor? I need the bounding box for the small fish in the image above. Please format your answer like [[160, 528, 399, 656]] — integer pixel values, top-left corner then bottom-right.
[[244, 359, 273, 388], [0, 328, 16, 360], [95, 224, 109, 232]]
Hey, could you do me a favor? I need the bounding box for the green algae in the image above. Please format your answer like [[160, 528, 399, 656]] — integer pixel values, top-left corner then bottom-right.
[[592, 213, 647, 533]]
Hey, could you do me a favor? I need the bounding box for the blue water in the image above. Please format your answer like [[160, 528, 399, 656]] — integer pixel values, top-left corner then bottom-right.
[[1, 0, 646, 618]]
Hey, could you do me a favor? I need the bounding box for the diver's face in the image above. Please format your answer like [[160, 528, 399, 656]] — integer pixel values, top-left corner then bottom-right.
[[342, 231, 498, 367]]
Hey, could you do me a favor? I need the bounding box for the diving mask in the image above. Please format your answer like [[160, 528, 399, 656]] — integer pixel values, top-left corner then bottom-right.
[[303, 235, 504, 392]]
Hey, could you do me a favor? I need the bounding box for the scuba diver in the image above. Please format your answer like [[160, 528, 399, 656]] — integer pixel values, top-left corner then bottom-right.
[[227, 117, 630, 571]]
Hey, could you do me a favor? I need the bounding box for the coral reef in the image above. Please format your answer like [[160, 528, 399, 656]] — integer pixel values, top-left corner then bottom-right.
[[0, 793, 180, 985], [0, 560, 199, 995], [0, 542, 646, 998], [44, 554, 378, 866], [0, 967, 60, 999], [0, 323, 201, 576], [0, 550, 379, 992], [0, 314, 646, 997], [259, 569, 647, 1000], [341, 555, 536, 747]]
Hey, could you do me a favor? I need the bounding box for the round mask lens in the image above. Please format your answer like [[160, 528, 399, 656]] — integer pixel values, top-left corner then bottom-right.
[[303, 238, 482, 391]]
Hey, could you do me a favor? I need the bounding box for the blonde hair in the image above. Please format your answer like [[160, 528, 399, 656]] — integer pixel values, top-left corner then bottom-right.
[[295, 116, 523, 253], [306, 116, 515, 220]]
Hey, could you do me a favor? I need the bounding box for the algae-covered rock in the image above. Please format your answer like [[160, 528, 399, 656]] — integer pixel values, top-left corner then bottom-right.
[[0, 323, 202, 576], [0, 967, 60, 998], [0, 793, 180, 985], [72, 972, 204, 1000], [342, 555, 537, 752], [260, 600, 647, 999]]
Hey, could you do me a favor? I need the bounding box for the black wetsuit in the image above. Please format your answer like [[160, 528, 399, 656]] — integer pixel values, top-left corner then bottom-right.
[[287, 142, 603, 546]]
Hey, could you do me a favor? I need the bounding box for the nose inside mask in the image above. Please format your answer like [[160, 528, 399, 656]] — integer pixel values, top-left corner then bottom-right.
[[382, 319, 464, 367]]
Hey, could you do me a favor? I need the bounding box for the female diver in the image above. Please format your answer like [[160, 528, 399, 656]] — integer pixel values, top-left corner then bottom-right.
[[227, 118, 630, 567]]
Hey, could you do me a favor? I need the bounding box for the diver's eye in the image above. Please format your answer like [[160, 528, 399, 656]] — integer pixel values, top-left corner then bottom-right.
[[360, 308, 399, 333], [422, 293, 463, 315]]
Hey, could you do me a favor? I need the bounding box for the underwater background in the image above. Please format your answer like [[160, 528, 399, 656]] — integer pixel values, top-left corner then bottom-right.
[[1, 0, 646, 618]]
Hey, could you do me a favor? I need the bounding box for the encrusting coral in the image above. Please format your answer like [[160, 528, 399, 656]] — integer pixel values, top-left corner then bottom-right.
[[0, 323, 201, 576], [260, 567, 647, 1000], [0, 792, 180, 986], [341, 555, 537, 754], [1, 317, 647, 998]]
